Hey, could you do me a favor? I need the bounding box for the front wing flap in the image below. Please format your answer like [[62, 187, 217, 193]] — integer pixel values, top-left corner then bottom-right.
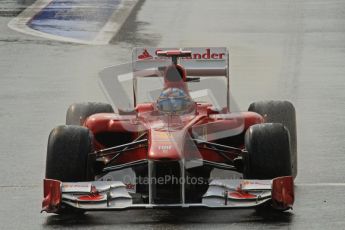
[[42, 176, 293, 213]]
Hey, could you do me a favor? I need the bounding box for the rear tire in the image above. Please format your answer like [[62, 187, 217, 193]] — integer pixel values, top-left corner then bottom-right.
[[243, 123, 292, 179], [66, 102, 114, 125], [248, 100, 297, 178]]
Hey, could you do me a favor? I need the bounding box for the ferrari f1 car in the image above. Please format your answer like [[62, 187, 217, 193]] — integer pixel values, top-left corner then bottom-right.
[[42, 47, 297, 214]]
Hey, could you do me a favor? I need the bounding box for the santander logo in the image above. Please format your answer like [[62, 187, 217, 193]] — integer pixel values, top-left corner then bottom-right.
[[138, 49, 153, 60], [138, 48, 225, 60]]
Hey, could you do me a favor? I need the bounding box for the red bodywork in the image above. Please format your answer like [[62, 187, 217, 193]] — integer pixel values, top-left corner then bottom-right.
[[85, 52, 264, 165], [84, 54, 263, 164], [272, 176, 294, 210], [42, 179, 61, 213], [85, 105, 263, 164]]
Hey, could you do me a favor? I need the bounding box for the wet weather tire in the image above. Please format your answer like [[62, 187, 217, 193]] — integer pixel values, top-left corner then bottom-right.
[[45, 125, 94, 182], [248, 100, 297, 178], [66, 102, 114, 125], [243, 123, 292, 179]]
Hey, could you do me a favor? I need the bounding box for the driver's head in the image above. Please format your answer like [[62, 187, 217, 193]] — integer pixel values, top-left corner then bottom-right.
[[156, 88, 194, 115]]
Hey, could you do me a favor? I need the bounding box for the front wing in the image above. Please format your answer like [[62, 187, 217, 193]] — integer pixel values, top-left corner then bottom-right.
[[42, 176, 294, 213]]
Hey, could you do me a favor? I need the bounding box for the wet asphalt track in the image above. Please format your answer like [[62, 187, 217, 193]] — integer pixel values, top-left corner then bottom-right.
[[1, 0, 345, 229]]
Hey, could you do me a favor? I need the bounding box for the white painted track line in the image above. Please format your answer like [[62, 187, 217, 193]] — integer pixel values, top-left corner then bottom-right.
[[8, 0, 140, 45], [93, 0, 139, 44]]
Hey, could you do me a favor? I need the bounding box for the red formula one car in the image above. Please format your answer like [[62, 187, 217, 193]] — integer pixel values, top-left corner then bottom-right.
[[42, 47, 297, 214]]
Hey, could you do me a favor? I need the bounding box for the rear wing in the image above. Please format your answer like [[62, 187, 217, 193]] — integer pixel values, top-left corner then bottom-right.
[[132, 47, 230, 109], [132, 47, 229, 77], [98, 47, 230, 110]]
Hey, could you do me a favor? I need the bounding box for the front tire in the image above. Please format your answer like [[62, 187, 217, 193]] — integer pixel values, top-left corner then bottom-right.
[[243, 123, 292, 179], [45, 125, 94, 182]]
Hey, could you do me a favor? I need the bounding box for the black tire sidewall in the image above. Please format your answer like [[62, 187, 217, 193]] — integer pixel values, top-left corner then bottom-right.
[[45, 125, 94, 182], [244, 123, 292, 179]]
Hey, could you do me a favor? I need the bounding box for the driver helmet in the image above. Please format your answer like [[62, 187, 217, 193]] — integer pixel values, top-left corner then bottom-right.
[[156, 88, 194, 115]]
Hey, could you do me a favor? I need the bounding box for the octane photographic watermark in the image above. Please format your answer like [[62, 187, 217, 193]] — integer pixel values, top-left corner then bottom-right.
[[123, 174, 208, 186], [122, 174, 242, 186]]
